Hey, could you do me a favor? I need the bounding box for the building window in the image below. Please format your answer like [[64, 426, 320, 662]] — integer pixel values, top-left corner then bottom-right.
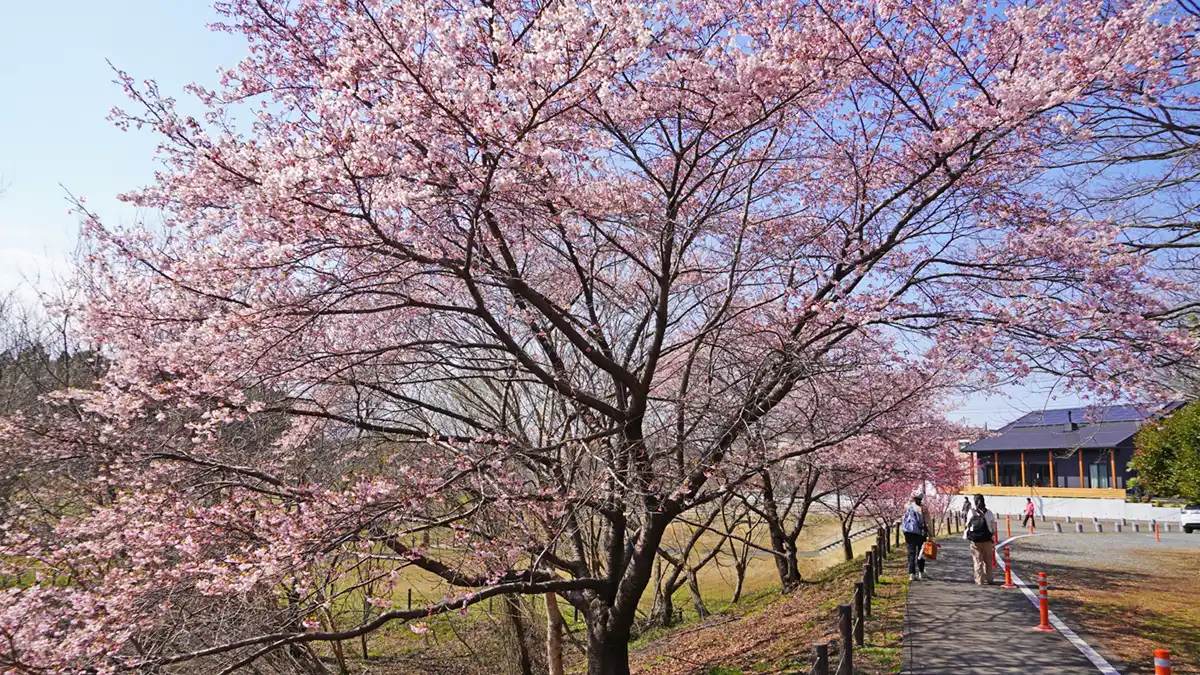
[[976, 458, 995, 485], [1025, 462, 1050, 487], [1089, 461, 1112, 489], [999, 463, 1023, 487]]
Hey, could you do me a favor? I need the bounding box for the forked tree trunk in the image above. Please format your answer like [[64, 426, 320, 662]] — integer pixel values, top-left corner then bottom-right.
[[655, 589, 677, 627], [841, 521, 855, 561], [765, 520, 803, 592]]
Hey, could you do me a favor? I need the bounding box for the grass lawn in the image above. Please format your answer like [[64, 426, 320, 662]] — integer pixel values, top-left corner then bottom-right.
[[322, 512, 882, 672], [628, 541, 909, 675]]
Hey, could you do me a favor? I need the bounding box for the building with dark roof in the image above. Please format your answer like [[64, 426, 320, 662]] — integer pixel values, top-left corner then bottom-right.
[[961, 402, 1183, 498]]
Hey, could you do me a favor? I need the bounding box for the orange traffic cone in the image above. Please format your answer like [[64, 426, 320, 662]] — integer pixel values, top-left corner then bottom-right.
[[1002, 547, 1015, 589], [1155, 648, 1173, 675], [1034, 572, 1053, 632]]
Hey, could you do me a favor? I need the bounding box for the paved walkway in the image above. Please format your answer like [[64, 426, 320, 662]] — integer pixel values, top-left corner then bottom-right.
[[903, 537, 1105, 674]]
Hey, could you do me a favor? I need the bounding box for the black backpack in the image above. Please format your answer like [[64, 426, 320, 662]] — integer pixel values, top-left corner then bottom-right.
[[967, 509, 992, 542]]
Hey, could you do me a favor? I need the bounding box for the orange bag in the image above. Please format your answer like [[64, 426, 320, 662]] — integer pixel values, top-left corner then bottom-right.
[[922, 541, 939, 560]]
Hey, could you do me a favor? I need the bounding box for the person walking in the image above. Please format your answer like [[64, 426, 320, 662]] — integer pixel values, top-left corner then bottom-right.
[[961, 496, 972, 521], [964, 494, 997, 585], [902, 493, 932, 581], [1021, 497, 1036, 529]]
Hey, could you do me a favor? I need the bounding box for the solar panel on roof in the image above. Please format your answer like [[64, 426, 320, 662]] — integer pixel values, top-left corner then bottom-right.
[[1098, 405, 1155, 422], [1010, 409, 1069, 427], [1007, 403, 1163, 428]]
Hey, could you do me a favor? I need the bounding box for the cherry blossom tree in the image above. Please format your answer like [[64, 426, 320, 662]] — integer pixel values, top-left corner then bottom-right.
[[816, 409, 962, 560], [2, 0, 1198, 673], [733, 364, 955, 588]]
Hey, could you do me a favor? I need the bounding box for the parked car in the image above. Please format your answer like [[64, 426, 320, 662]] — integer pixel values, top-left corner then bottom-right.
[[1183, 505, 1200, 534]]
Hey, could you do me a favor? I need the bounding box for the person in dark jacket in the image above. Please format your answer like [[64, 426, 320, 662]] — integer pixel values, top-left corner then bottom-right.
[[964, 494, 997, 584]]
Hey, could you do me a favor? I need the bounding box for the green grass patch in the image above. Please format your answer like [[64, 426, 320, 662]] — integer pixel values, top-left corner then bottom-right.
[[857, 646, 902, 672]]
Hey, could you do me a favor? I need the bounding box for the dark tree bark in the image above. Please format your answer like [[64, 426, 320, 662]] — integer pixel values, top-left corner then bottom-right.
[[749, 464, 825, 591]]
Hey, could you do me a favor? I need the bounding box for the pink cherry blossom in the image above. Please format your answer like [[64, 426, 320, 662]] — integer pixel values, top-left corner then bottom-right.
[[3, 0, 1198, 673]]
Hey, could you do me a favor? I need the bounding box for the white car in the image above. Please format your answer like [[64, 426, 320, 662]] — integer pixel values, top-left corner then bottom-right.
[[1183, 505, 1200, 534]]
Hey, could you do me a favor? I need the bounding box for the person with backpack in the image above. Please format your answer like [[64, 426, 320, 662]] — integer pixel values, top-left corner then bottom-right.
[[964, 494, 997, 584], [1022, 497, 1036, 529], [901, 493, 932, 581]]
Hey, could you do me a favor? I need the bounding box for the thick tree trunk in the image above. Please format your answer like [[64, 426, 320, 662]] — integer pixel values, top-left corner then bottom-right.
[[781, 539, 802, 590], [545, 592, 564, 675], [586, 623, 632, 675], [584, 498, 672, 675], [766, 519, 789, 582], [656, 589, 676, 627]]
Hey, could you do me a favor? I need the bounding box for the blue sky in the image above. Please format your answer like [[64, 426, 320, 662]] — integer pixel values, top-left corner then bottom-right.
[[0, 1, 242, 294], [0, 1, 1090, 428]]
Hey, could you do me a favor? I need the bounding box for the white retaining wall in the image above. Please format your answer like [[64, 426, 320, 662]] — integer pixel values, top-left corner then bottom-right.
[[957, 494, 1182, 522]]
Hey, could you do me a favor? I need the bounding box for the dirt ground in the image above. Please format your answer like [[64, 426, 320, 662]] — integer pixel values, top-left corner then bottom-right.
[[1007, 531, 1200, 675]]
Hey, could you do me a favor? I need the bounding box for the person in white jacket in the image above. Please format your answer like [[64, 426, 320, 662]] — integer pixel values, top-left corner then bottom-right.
[[964, 494, 997, 584]]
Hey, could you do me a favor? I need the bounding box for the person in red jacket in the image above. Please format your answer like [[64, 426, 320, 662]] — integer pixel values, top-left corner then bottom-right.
[[1021, 497, 1036, 529]]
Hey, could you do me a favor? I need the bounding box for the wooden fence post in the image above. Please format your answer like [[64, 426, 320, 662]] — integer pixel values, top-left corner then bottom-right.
[[863, 563, 873, 616], [839, 604, 853, 675], [812, 643, 829, 675], [853, 583, 865, 647]]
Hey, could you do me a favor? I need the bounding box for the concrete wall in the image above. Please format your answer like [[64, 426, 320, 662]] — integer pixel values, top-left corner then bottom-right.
[[958, 494, 1182, 521]]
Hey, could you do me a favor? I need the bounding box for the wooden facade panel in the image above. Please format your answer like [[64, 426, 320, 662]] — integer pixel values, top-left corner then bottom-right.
[[961, 485, 1127, 499]]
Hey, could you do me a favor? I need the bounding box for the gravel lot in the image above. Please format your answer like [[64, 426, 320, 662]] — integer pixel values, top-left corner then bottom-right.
[[1002, 530, 1200, 674], [1003, 529, 1200, 572]]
